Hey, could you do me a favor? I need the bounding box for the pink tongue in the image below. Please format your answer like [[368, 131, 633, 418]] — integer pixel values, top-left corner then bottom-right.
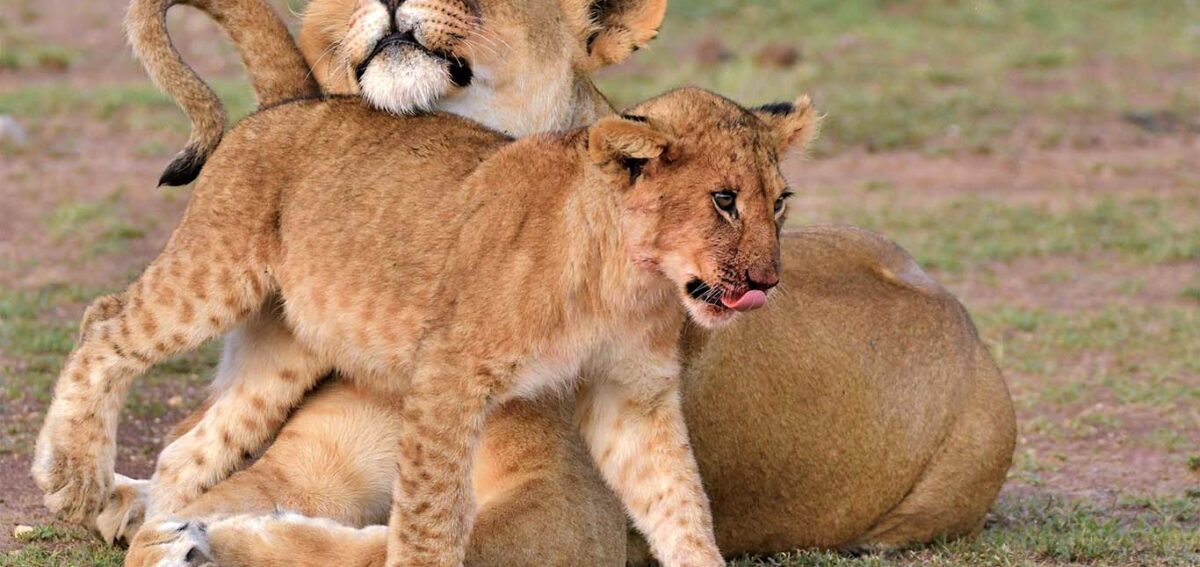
[[721, 289, 767, 312]]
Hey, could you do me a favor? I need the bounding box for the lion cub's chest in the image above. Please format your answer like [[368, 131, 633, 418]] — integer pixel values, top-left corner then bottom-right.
[[501, 332, 595, 402]]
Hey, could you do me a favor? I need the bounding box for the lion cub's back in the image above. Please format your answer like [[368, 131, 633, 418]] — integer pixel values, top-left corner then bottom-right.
[[220, 95, 511, 183]]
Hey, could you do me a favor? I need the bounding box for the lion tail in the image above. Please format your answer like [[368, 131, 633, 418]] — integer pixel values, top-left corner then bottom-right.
[[125, 0, 319, 186]]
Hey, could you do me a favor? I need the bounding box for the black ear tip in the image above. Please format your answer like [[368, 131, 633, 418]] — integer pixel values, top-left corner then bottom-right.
[[158, 147, 206, 187], [754, 102, 795, 116]]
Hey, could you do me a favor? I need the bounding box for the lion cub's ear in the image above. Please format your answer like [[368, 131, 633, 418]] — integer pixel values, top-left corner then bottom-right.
[[579, 0, 668, 69], [753, 95, 822, 155], [588, 115, 672, 182]]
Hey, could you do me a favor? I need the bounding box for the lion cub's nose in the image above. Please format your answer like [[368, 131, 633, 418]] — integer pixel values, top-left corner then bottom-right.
[[747, 268, 780, 292]]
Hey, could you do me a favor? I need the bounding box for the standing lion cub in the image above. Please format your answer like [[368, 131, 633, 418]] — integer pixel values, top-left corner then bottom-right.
[[48, 88, 818, 567]]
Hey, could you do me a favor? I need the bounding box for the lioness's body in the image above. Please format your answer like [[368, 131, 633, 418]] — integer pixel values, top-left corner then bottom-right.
[[43, 0, 1013, 562], [682, 227, 1013, 553]]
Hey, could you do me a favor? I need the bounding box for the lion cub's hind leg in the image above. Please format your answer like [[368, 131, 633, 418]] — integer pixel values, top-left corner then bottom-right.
[[149, 303, 331, 517]]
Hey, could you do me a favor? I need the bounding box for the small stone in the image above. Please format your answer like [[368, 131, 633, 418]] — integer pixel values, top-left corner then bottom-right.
[[167, 395, 184, 408], [0, 115, 29, 147], [754, 43, 801, 68], [13, 525, 34, 540], [691, 37, 733, 67]]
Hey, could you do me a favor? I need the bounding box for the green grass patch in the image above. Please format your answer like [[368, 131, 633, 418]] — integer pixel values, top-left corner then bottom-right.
[[0, 285, 218, 412], [1, 526, 123, 567], [0, 40, 75, 72], [973, 305, 1200, 411], [1, 284, 102, 405], [12, 525, 73, 543], [44, 192, 146, 256], [5, 495, 1195, 566], [0, 79, 256, 133], [829, 196, 1200, 272], [598, 0, 1200, 152], [729, 494, 1200, 566]]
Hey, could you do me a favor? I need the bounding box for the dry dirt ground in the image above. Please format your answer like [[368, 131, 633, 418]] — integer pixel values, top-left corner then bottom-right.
[[2, 0, 1198, 565]]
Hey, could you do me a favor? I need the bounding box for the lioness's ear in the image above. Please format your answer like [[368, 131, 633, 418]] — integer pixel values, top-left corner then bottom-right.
[[753, 95, 822, 155], [588, 116, 671, 182], [578, 0, 667, 68]]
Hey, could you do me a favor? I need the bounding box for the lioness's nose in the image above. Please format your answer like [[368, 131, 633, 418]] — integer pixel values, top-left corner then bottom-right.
[[747, 267, 780, 291]]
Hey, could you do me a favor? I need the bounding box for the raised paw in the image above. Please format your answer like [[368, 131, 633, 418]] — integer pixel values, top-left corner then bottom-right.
[[125, 520, 214, 567], [95, 474, 150, 545]]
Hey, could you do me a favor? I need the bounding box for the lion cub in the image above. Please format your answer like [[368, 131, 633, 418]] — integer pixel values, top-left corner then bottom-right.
[[43, 87, 815, 567]]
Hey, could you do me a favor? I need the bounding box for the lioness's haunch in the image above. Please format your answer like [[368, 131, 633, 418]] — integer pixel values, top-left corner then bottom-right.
[[43, 88, 817, 567]]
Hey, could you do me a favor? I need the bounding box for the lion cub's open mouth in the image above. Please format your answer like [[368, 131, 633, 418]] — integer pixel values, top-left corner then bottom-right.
[[686, 279, 768, 316], [356, 31, 473, 88]]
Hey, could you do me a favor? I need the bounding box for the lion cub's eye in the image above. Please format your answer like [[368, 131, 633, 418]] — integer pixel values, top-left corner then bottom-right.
[[712, 191, 737, 216], [774, 190, 795, 216]]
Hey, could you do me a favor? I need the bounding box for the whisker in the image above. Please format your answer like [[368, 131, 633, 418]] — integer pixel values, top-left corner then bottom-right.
[[305, 39, 344, 84], [464, 27, 511, 55], [461, 32, 500, 58]]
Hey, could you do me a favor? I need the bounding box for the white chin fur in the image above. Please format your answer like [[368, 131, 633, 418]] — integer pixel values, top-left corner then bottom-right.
[[359, 53, 452, 115], [683, 299, 739, 329]]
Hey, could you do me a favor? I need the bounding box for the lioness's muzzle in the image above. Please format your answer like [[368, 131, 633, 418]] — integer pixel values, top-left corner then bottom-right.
[[356, 31, 473, 88]]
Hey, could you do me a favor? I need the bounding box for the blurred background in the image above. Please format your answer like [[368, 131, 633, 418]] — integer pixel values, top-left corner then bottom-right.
[[1, 0, 1198, 564]]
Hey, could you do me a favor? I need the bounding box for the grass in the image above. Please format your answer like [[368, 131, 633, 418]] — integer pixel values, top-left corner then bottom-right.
[[597, 0, 1200, 153], [733, 495, 1200, 567], [0, 32, 76, 72], [3, 494, 1195, 567], [0, 547, 124, 567], [45, 192, 147, 256], [824, 195, 1200, 273], [974, 305, 1200, 382], [0, 79, 257, 138], [0, 285, 218, 411]]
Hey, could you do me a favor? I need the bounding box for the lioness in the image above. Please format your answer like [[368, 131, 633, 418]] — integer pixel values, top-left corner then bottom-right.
[[36, 0, 1016, 562], [57, 87, 816, 567]]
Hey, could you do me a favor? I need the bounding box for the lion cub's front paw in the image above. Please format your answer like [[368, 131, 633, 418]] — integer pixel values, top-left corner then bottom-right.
[[125, 520, 214, 567], [95, 474, 150, 544], [31, 427, 112, 523]]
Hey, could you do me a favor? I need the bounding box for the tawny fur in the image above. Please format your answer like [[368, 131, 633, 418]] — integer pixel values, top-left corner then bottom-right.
[[124, 0, 319, 185], [297, 0, 615, 132], [124, 385, 626, 567], [44, 0, 1014, 563], [52, 88, 816, 567], [43, 0, 644, 537]]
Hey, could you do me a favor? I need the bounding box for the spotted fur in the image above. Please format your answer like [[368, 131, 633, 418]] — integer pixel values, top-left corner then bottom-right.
[[42, 88, 816, 567]]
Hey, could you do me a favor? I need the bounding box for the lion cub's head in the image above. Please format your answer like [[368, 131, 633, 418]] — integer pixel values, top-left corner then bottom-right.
[[587, 89, 820, 327], [300, 0, 665, 135]]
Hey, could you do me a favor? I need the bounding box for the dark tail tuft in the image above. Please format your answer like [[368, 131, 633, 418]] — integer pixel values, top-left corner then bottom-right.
[[158, 146, 206, 187], [753, 102, 796, 116]]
